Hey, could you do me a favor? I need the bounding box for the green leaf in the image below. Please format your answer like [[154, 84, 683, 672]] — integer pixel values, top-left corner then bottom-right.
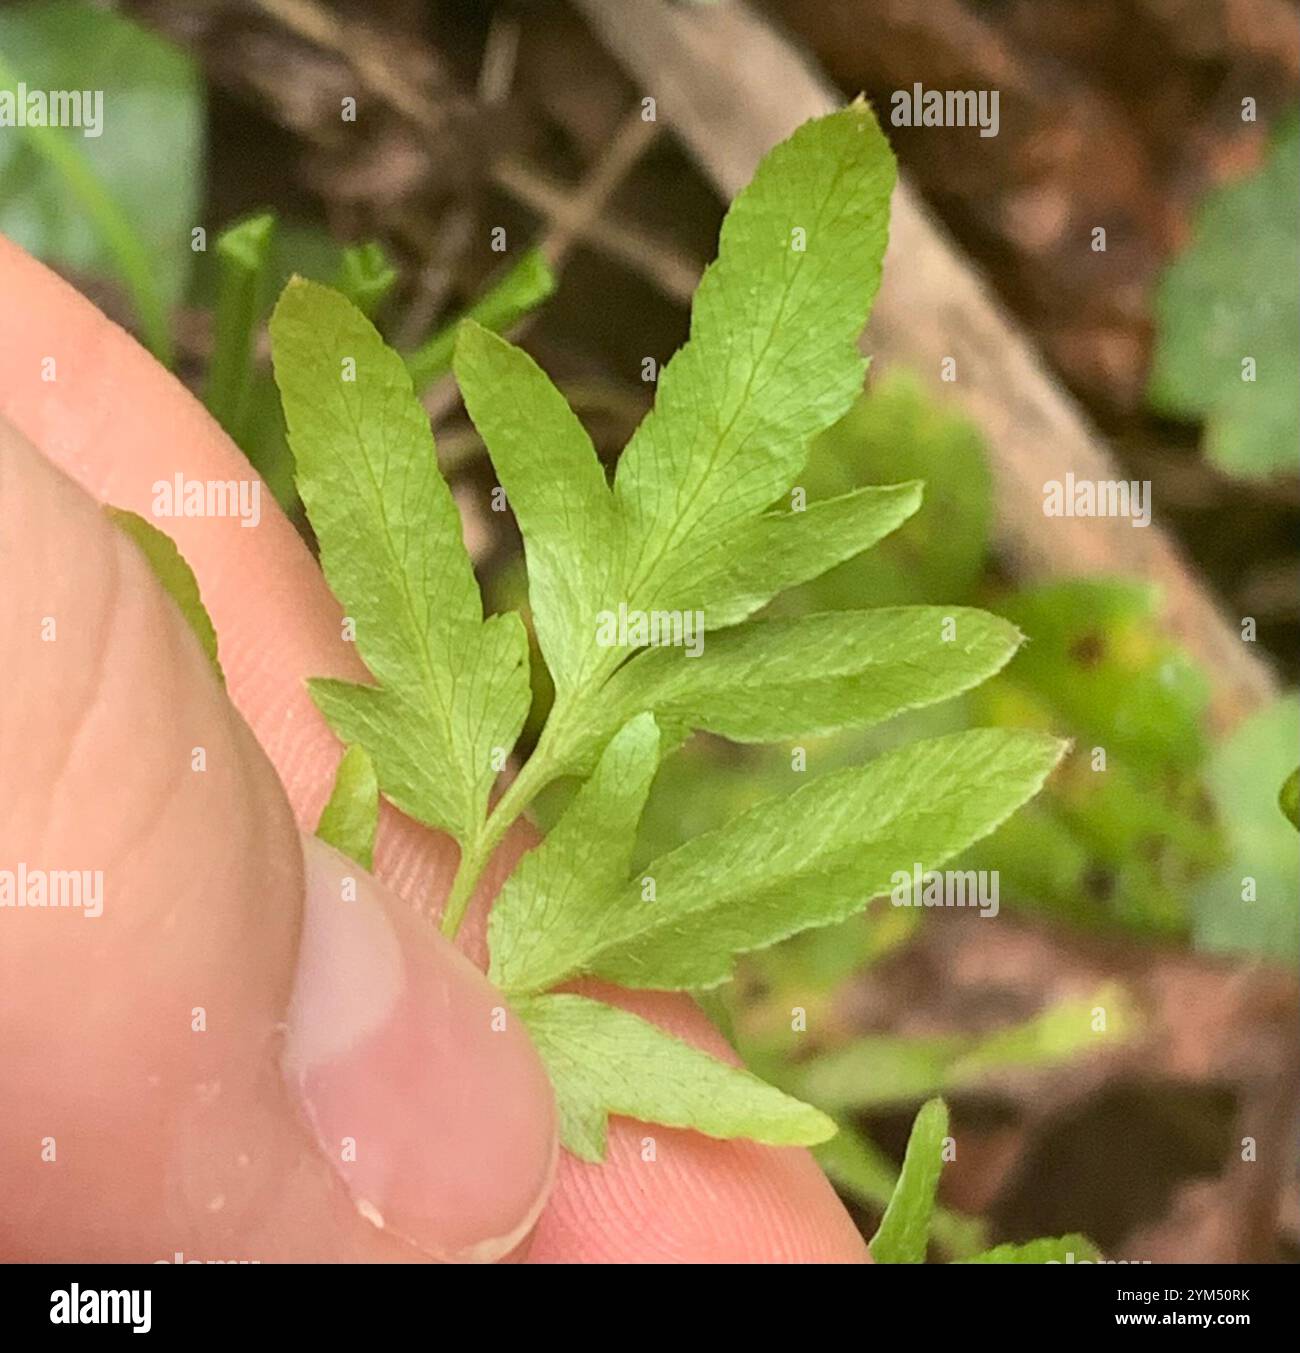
[[405, 248, 555, 392], [106, 507, 222, 683], [515, 992, 834, 1162], [959, 1235, 1100, 1264], [691, 481, 922, 629], [583, 728, 1064, 991], [455, 319, 622, 697], [870, 1098, 947, 1263], [604, 607, 1022, 746], [966, 578, 1222, 939], [613, 103, 895, 617], [236, 104, 1074, 1169], [544, 482, 926, 775], [315, 745, 379, 871], [1191, 695, 1300, 961], [489, 714, 660, 994], [814, 1117, 987, 1260], [269, 278, 530, 846], [445, 105, 907, 781], [0, 1, 203, 360], [1149, 115, 1299, 479]]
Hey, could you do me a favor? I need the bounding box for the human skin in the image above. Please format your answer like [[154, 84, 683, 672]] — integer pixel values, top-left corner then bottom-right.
[[0, 236, 869, 1263]]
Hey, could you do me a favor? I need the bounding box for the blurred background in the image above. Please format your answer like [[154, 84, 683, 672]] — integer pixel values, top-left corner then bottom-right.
[[1, 0, 1296, 1262]]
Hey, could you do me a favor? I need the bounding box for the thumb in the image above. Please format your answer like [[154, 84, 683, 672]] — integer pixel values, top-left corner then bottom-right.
[[0, 418, 556, 1262]]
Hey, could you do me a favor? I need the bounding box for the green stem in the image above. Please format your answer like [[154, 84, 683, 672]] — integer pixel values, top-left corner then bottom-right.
[[439, 749, 551, 937], [0, 50, 172, 366], [438, 644, 627, 939], [404, 248, 555, 394], [437, 672, 604, 938], [205, 213, 277, 445]]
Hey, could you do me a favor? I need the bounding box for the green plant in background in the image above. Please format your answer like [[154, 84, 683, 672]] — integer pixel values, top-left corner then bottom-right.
[[967, 579, 1219, 938], [1190, 697, 1300, 961], [773, 370, 993, 611], [1149, 115, 1300, 480], [205, 213, 278, 450], [0, 0, 555, 515], [757, 984, 1132, 1259], [201, 214, 554, 516], [272, 104, 1072, 1162], [792, 987, 1134, 1116], [864, 1099, 1098, 1263], [402, 247, 554, 393], [0, 0, 203, 364]]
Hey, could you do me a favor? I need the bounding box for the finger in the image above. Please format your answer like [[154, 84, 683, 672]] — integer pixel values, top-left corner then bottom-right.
[[0, 423, 556, 1262], [0, 236, 866, 1262]]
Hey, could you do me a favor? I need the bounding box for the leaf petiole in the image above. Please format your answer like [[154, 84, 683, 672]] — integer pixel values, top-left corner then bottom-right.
[[437, 663, 619, 937]]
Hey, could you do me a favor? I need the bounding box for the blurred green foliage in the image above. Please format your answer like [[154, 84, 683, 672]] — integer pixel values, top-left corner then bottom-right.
[[967, 578, 1219, 938], [815, 1115, 989, 1260], [404, 248, 555, 394], [1190, 697, 1300, 961], [205, 212, 278, 449], [0, 4, 554, 509], [791, 987, 1133, 1114], [1149, 115, 1300, 479], [0, 1, 202, 361], [869, 1097, 949, 1262]]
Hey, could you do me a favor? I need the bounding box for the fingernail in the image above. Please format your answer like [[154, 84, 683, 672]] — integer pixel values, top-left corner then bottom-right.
[[282, 834, 556, 1261]]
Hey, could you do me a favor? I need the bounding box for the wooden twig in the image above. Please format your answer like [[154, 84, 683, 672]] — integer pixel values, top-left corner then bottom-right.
[[478, 13, 522, 106], [249, 0, 447, 133], [571, 0, 1278, 733], [491, 157, 698, 302], [531, 111, 661, 272], [423, 109, 663, 423]]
